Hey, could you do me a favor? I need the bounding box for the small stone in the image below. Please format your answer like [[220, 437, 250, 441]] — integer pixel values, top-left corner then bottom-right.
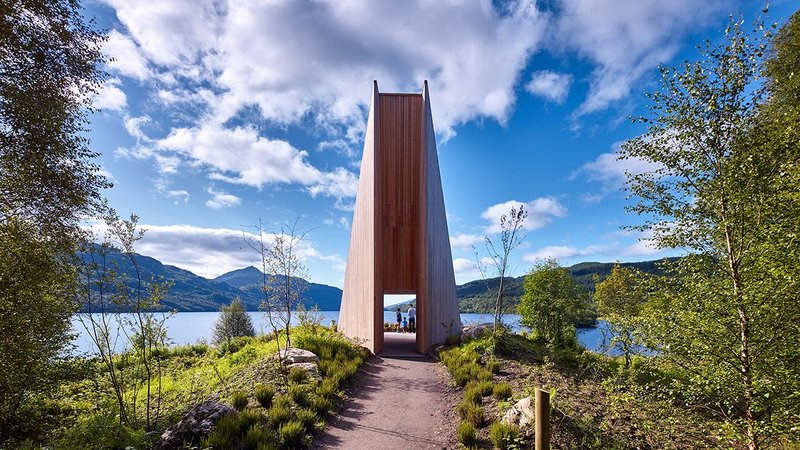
[[461, 323, 492, 339], [283, 347, 320, 364], [159, 399, 235, 449], [501, 396, 536, 429]]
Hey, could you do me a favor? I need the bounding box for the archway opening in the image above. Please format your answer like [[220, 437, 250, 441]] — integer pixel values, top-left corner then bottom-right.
[[382, 294, 419, 356]]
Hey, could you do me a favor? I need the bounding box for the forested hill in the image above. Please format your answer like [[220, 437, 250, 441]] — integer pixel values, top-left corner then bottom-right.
[[457, 258, 677, 314], [79, 246, 674, 313], [77, 247, 343, 312]]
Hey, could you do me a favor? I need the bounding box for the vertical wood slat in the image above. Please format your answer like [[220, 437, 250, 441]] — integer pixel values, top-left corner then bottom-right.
[[340, 82, 461, 354]]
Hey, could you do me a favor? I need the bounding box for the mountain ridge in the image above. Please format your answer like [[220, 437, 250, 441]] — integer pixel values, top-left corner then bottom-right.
[[79, 246, 674, 313]]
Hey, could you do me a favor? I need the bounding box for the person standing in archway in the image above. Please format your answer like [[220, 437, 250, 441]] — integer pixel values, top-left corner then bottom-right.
[[408, 303, 416, 333], [396, 308, 402, 333]]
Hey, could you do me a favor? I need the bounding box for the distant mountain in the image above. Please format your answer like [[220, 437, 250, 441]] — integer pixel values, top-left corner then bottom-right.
[[456, 258, 677, 316], [78, 247, 342, 312], [213, 266, 342, 311], [78, 246, 674, 315]]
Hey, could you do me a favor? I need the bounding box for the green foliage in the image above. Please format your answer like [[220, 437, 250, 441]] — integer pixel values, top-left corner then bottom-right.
[[288, 366, 309, 384], [214, 297, 256, 346], [255, 384, 275, 408], [457, 421, 478, 447], [242, 425, 275, 450], [593, 265, 647, 366], [457, 400, 483, 426], [0, 218, 76, 442], [295, 408, 319, 429], [486, 357, 501, 374], [231, 391, 249, 411], [277, 420, 305, 447], [620, 13, 800, 447], [519, 258, 591, 349], [288, 385, 310, 406], [463, 385, 484, 404], [493, 382, 513, 400], [311, 396, 333, 416], [267, 403, 292, 427], [488, 422, 520, 450], [52, 413, 146, 450], [203, 411, 262, 449], [473, 380, 495, 397]]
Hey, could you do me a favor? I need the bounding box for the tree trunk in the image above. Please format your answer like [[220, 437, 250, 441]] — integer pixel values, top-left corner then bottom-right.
[[722, 208, 757, 450]]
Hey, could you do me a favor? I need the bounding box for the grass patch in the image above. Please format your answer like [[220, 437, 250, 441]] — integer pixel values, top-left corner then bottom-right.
[[457, 421, 478, 447], [489, 421, 520, 450]]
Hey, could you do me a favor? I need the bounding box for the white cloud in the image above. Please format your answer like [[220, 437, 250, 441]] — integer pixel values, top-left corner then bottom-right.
[[574, 141, 662, 199], [124, 115, 151, 142], [104, 29, 151, 80], [523, 244, 606, 263], [103, 0, 548, 140], [452, 257, 483, 284], [338, 217, 350, 229], [482, 198, 567, 234], [86, 223, 336, 279], [553, 0, 722, 116], [156, 123, 358, 199], [526, 70, 573, 103], [205, 187, 241, 210], [93, 78, 127, 111], [166, 189, 190, 204], [450, 233, 484, 249]]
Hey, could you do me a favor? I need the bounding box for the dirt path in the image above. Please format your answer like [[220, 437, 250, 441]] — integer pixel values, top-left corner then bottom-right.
[[314, 333, 459, 449]]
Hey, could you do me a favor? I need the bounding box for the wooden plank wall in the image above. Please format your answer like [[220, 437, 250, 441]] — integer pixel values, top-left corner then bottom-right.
[[339, 82, 383, 353], [378, 94, 422, 293], [418, 81, 462, 352]]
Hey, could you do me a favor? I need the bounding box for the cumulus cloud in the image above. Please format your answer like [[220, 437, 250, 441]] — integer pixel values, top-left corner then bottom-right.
[[553, 0, 722, 116], [155, 123, 358, 199], [103, 0, 548, 140], [93, 78, 127, 111], [574, 141, 662, 200], [85, 223, 339, 279], [523, 244, 606, 263], [104, 29, 151, 81], [205, 187, 241, 210], [526, 70, 573, 103], [450, 233, 484, 249], [482, 198, 567, 234], [452, 257, 482, 284]]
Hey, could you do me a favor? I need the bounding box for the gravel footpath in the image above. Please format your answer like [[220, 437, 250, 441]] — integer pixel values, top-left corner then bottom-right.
[[313, 333, 459, 449]]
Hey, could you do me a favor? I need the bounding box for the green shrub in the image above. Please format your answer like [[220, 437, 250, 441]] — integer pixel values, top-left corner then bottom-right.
[[463, 385, 483, 404], [317, 378, 338, 399], [255, 384, 275, 408], [205, 411, 262, 449], [311, 395, 333, 416], [296, 407, 319, 428], [289, 384, 310, 406], [452, 368, 472, 387], [492, 382, 513, 400], [231, 391, 249, 411], [486, 357, 501, 374], [53, 413, 145, 450], [218, 335, 254, 355], [267, 404, 292, 427], [278, 420, 306, 447], [489, 422, 520, 450], [472, 380, 494, 397], [456, 400, 483, 426], [242, 425, 274, 450], [457, 421, 478, 447], [273, 394, 292, 409], [288, 366, 309, 384]]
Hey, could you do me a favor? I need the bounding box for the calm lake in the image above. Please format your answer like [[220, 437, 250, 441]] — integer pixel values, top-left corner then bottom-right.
[[70, 311, 612, 355]]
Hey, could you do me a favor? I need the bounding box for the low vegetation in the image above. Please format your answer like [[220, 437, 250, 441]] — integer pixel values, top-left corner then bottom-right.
[[6, 325, 368, 449]]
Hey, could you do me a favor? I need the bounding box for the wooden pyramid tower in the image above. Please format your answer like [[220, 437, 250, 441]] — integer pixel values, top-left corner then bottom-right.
[[339, 81, 461, 353]]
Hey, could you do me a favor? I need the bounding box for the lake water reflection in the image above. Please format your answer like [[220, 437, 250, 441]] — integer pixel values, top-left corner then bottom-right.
[[70, 311, 612, 355]]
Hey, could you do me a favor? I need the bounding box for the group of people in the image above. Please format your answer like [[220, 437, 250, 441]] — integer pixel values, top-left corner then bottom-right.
[[395, 304, 416, 333]]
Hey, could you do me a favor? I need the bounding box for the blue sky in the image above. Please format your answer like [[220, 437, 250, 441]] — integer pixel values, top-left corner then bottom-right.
[[86, 0, 797, 289]]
